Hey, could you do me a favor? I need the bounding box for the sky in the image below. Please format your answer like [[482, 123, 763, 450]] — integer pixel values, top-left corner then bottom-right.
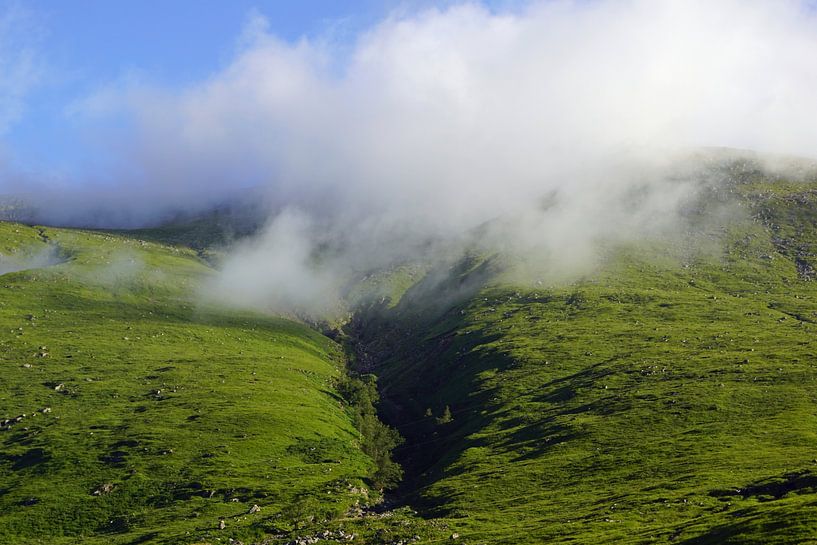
[[3, 0, 817, 185], [2, 0, 510, 175]]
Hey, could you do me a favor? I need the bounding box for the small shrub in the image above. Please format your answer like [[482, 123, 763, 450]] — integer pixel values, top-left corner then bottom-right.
[[436, 405, 453, 425]]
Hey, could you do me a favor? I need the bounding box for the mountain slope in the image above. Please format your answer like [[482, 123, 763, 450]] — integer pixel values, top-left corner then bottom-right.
[[5, 160, 817, 544], [0, 223, 376, 544], [347, 166, 817, 543]]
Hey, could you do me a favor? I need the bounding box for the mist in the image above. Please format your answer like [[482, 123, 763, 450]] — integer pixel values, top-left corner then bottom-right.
[[5, 0, 817, 315], [0, 246, 64, 276]]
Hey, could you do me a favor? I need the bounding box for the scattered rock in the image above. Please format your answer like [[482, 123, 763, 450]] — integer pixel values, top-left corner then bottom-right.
[[1, 413, 29, 430], [92, 483, 115, 496], [218, 519, 226, 530], [348, 486, 369, 497], [451, 533, 460, 540], [248, 504, 261, 514], [287, 529, 358, 545], [54, 383, 65, 392], [289, 537, 319, 545]]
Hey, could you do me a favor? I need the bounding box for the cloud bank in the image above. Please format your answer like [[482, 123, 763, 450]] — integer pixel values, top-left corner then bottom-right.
[[7, 0, 817, 314]]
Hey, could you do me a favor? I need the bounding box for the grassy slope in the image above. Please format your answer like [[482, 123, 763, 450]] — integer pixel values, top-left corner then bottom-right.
[[0, 223, 376, 544], [351, 172, 817, 543], [102, 206, 266, 267], [6, 163, 817, 545]]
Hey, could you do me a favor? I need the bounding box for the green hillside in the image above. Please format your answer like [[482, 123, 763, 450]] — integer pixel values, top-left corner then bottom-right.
[[0, 223, 395, 544], [346, 165, 817, 544], [4, 161, 817, 544]]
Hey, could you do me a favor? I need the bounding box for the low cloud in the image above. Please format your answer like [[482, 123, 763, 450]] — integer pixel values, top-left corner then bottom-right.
[[0, 245, 64, 275], [7, 1, 817, 314]]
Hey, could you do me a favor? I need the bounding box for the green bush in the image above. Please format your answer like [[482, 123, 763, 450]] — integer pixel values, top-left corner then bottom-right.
[[339, 374, 404, 490]]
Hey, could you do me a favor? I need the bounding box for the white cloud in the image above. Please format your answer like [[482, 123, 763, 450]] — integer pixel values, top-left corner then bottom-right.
[[17, 0, 817, 314]]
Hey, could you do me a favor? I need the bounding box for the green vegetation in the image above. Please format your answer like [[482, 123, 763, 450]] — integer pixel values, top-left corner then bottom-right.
[[346, 166, 817, 543], [0, 223, 385, 544], [338, 374, 404, 490], [103, 205, 265, 266], [5, 160, 817, 544]]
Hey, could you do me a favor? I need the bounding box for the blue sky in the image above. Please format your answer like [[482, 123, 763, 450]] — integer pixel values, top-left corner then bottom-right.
[[2, 0, 510, 176]]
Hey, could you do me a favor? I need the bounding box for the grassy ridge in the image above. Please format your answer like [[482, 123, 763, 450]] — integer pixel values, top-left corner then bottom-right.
[[350, 173, 817, 543], [0, 223, 375, 544]]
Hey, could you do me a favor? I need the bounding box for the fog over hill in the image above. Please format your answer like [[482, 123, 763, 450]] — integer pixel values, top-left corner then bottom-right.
[[4, 1, 817, 315]]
